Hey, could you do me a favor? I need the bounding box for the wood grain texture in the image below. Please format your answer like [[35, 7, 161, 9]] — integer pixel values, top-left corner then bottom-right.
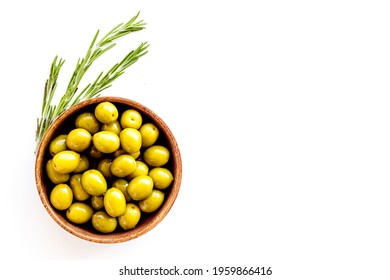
[[35, 96, 182, 243]]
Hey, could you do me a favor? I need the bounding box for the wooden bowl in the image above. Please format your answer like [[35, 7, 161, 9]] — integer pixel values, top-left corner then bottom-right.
[[35, 96, 182, 243]]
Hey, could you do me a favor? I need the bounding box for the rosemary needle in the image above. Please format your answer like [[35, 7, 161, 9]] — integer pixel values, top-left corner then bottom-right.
[[35, 12, 149, 149]]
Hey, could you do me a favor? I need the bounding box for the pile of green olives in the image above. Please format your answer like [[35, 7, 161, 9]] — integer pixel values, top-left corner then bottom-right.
[[45, 101, 174, 234]]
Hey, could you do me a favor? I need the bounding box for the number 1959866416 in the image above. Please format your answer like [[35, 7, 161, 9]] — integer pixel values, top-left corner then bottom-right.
[[212, 267, 272, 276]]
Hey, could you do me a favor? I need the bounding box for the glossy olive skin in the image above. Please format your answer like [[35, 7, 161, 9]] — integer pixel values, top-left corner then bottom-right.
[[104, 187, 127, 217], [52, 150, 80, 174], [110, 154, 136, 178], [101, 120, 121, 135], [139, 190, 165, 213], [92, 211, 118, 233], [87, 145, 104, 159], [97, 158, 113, 179], [148, 167, 173, 189], [128, 160, 149, 179], [50, 183, 73, 210], [112, 179, 131, 202], [91, 195, 104, 210], [143, 145, 170, 167], [139, 123, 159, 148], [81, 169, 107, 196], [46, 159, 70, 184], [66, 202, 93, 224], [119, 128, 142, 154], [73, 155, 90, 173], [66, 128, 92, 152], [118, 203, 141, 230], [49, 134, 67, 156], [75, 112, 100, 134], [69, 174, 90, 201], [127, 175, 154, 200], [94, 101, 118, 124], [93, 131, 120, 153], [120, 109, 142, 129]]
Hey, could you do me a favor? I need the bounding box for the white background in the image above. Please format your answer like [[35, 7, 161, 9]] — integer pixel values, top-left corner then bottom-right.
[[1, 0, 390, 279]]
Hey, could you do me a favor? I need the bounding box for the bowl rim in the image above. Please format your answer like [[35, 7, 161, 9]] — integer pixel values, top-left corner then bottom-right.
[[35, 96, 182, 243]]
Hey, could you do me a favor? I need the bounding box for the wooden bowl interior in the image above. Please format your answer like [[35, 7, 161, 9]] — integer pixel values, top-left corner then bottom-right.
[[35, 96, 182, 243]]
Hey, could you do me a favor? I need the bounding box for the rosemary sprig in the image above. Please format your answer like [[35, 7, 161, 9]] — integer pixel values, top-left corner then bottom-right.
[[36, 12, 149, 149]]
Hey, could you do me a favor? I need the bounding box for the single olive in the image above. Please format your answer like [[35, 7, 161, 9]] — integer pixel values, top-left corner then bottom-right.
[[73, 155, 90, 173], [69, 174, 90, 201], [94, 101, 118, 124], [119, 128, 142, 154], [139, 190, 165, 213], [81, 169, 107, 196], [49, 134, 67, 156], [110, 154, 137, 178], [127, 175, 154, 201], [120, 109, 142, 129], [143, 145, 170, 167], [66, 202, 93, 224], [92, 211, 118, 233], [46, 159, 70, 184], [93, 131, 120, 153], [52, 150, 80, 174], [50, 183, 73, 210], [139, 123, 159, 148], [87, 145, 104, 159], [148, 167, 173, 189], [118, 203, 141, 230], [91, 195, 104, 210], [101, 120, 122, 135], [97, 158, 113, 179], [66, 128, 92, 152], [128, 160, 149, 179], [75, 112, 100, 134], [113, 148, 127, 158], [104, 187, 127, 217], [112, 179, 131, 202]]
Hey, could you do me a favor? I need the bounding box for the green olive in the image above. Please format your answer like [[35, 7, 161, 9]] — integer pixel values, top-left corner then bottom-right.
[[73, 155, 90, 173], [127, 175, 153, 201], [120, 109, 142, 129], [49, 134, 67, 156], [69, 174, 90, 201], [139, 123, 159, 148], [112, 179, 131, 202], [110, 154, 136, 178], [93, 131, 120, 153], [66, 128, 92, 152], [52, 150, 80, 174], [94, 101, 118, 124], [46, 159, 70, 184], [148, 167, 173, 189], [113, 148, 127, 158], [143, 145, 170, 167], [104, 187, 127, 217], [81, 169, 107, 196], [50, 183, 73, 210], [101, 120, 122, 135], [87, 145, 104, 159], [92, 211, 118, 233], [128, 160, 149, 179], [75, 112, 100, 134], [91, 195, 104, 210], [139, 190, 165, 213], [66, 202, 93, 224], [118, 203, 141, 230], [119, 128, 142, 154], [97, 158, 113, 179]]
